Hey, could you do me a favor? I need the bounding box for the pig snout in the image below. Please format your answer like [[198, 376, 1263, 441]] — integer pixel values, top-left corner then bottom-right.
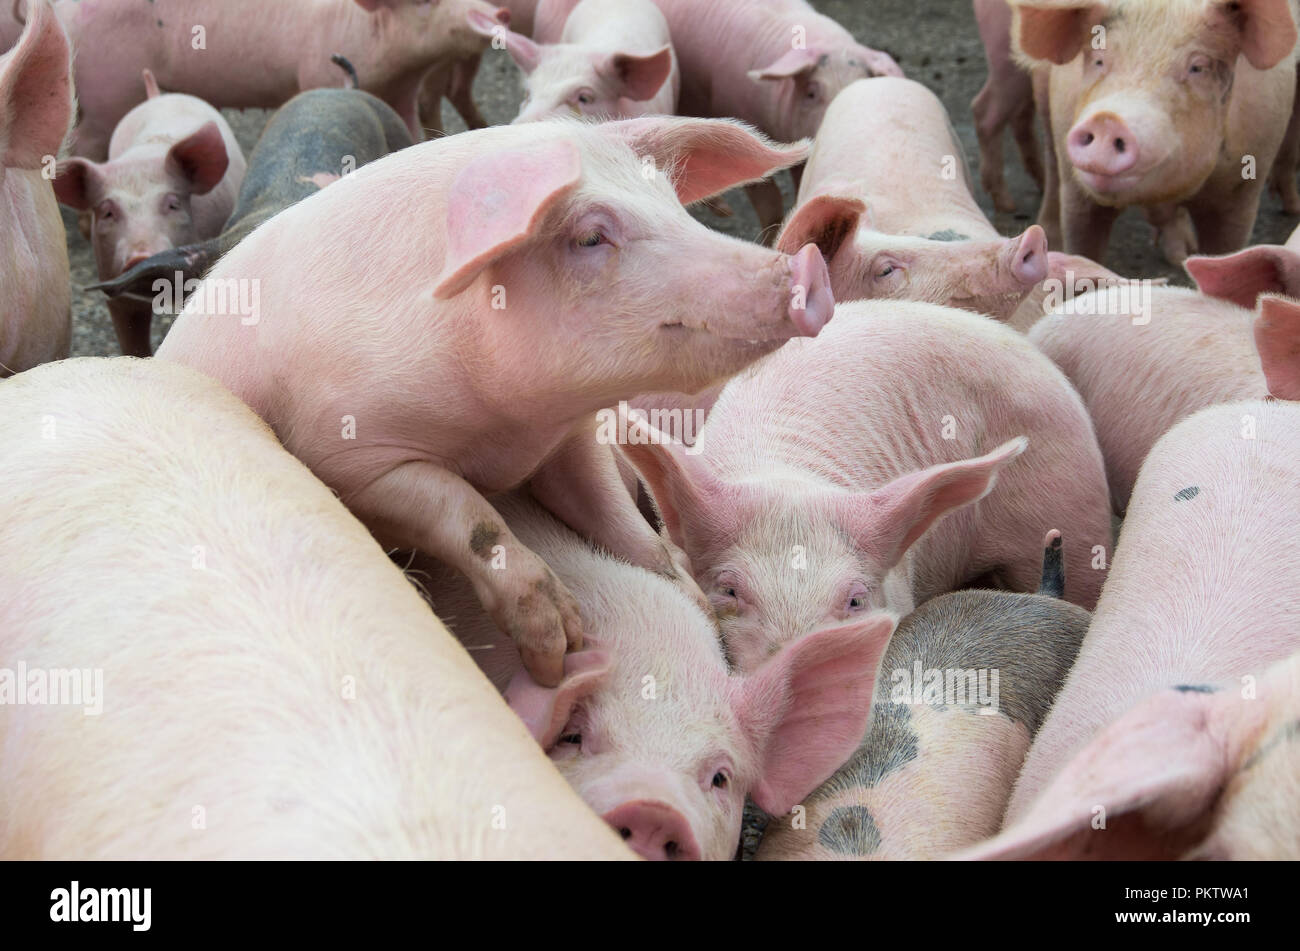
[[1009, 225, 1048, 286], [601, 800, 701, 861], [1067, 112, 1139, 179], [788, 243, 835, 337]]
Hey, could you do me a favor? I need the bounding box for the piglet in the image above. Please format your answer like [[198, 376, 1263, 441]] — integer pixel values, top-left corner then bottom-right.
[[54, 71, 245, 356], [757, 531, 1089, 860], [777, 78, 1047, 320], [417, 491, 895, 861], [0, 0, 71, 376]]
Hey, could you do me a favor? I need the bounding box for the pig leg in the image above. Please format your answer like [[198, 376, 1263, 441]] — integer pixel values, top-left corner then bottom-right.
[[746, 178, 786, 244], [1185, 182, 1265, 258], [1059, 180, 1119, 263], [107, 298, 153, 358], [1145, 203, 1198, 265], [347, 462, 583, 687], [417, 68, 447, 137], [1011, 95, 1043, 190], [448, 55, 488, 131], [1268, 68, 1300, 216], [1033, 68, 1061, 247], [973, 78, 1014, 213]]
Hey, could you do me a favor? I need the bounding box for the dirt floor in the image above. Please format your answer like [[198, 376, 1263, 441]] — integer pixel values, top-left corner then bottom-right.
[[64, 0, 1300, 358]]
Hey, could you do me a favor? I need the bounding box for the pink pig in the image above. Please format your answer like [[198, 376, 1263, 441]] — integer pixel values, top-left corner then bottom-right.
[[472, 0, 678, 123], [621, 299, 1113, 674], [776, 77, 1048, 320], [53, 71, 245, 357], [0, 0, 71, 377], [155, 116, 833, 689], [966, 383, 1300, 859], [418, 492, 895, 861]]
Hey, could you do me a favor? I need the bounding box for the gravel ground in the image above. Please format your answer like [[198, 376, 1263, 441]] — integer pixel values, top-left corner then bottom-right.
[[65, 0, 1300, 358]]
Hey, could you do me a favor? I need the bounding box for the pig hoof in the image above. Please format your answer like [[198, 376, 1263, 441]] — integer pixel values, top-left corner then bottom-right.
[[490, 563, 584, 688]]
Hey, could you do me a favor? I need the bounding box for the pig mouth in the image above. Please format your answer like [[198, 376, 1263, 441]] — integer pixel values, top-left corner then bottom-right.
[[1073, 168, 1145, 200]]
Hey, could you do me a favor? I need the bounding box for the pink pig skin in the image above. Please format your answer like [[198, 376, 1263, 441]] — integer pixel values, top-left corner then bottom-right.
[[52, 76, 246, 357], [777, 77, 1048, 320], [156, 116, 833, 690], [50, 0, 507, 159], [416, 492, 897, 861], [972, 0, 1043, 213], [0, 0, 71, 377], [972, 395, 1300, 859], [622, 299, 1112, 673], [1014, 0, 1299, 265], [1029, 285, 1296, 512]]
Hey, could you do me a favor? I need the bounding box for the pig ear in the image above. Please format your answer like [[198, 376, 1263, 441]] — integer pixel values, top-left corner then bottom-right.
[[165, 122, 230, 196], [775, 192, 866, 261], [503, 649, 611, 749], [1011, 2, 1107, 65], [0, 0, 73, 169], [737, 613, 898, 816], [603, 46, 673, 102], [842, 437, 1029, 570], [960, 686, 1243, 860], [51, 158, 103, 211], [1185, 247, 1300, 310], [1254, 295, 1300, 401], [852, 43, 904, 79], [433, 139, 582, 299], [469, 10, 541, 73], [609, 115, 809, 205], [747, 47, 821, 82], [1221, 0, 1299, 70]]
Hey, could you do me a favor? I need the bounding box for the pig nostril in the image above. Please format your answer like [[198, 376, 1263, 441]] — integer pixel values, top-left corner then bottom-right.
[[618, 827, 632, 840], [1080, 132, 1094, 146], [1113, 138, 1126, 153], [665, 840, 679, 858]]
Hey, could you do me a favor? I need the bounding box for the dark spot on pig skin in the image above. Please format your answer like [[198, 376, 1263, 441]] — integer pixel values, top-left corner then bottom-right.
[[1173, 683, 1219, 694], [469, 522, 501, 559], [819, 806, 881, 855], [1241, 718, 1300, 772], [1174, 486, 1201, 501], [926, 229, 970, 242]]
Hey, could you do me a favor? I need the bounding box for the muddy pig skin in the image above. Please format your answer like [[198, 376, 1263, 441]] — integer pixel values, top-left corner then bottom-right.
[[621, 299, 1112, 675], [0, 0, 71, 376], [0, 357, 632, 860], [415, 492, 896, 861], [1013, 0, 1299, 265], [777, 77, 1049, 320], [975, 395, 1300, 858], [156, 115, 834, 690], [757, 532, 1089, 860]]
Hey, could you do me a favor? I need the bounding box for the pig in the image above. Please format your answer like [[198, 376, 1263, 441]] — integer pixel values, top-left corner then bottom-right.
[[776, 77, 1048, 320], [52, 72, 246, 357], [620, 299, 1113, 675], [965, 394, 1300, 858], [415, 491, 896, 861], [1013, 0, 1300, 265], [756, 531, 1090, 860], [643, 0, 903, 234], [49, 0, 507, 159], [1182, 219, 1300, 307], [0, 0, 71, 377], [86, 83, 413, 307], [973, 0, 1044, 213], [469, 0, 678, 123], [154, 115, 834, 689], [1029, 287, 1300, 512], [0, 357, 631, 860]]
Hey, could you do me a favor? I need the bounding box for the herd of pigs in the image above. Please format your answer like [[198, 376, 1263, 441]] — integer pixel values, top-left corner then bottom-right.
[[0, 0, 1298, 862]]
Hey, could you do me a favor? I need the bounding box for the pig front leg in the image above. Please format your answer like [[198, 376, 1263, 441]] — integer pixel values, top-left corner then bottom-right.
[[1269, 67, 1300, 215], [1059, 178, 1120, 263], [448, 55, 488, 130], [349, 462, 583, 687], [418, 65, 449, 138], [745, 178, 786, 244], [1186, 180, 1267, 258], [1034, 69, 1061, 247], [1145, 203, 1198, 265]]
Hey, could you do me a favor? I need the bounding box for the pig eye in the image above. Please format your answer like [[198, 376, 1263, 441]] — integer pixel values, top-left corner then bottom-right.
[[164, 194, 182, 212], [576, 89, 595, 106], [575, 230, 604, 248], [844, 582, 871, 616], [804, 81, 821, 101], [1187, 56, 1214, 78], [712, 772, 728, 789], [95, 201, 115, 221], [559, 732, 582, 745]]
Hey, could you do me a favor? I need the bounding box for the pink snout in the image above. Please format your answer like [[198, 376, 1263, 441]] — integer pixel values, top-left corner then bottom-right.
[[602, 800, 701, 861], [1010, 225, 1048, 286], [1066, 113, 1138, 177], [788, 243, 835, 337]]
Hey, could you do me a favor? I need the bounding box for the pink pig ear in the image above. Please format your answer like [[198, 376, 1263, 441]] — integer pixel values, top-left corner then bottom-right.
[[434, 139, 582, 299], [840, 437, 1029, 571], [747, 47, 821, 82], [1218, 0, 1298, 70], [51, 158, 103, 211], [959, 685, 1248, 860], [1254, 295, 1300, 401], [165, 122, 230, 196], [603, 46, 674, 102], [608, 115, 809, 205], [468, 9, 541, 73], [1185, 246, 1300, 311], [503, 649, 611, 749], [775, 192, 866, 260], [0, 0, 73, 169], [1012, 2, 1107, 65], [737, 613, 898, 817]]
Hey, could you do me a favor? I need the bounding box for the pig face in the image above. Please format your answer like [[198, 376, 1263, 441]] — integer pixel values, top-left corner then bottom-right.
[[506, 613, 896, 860], [53, 123, 229, 281], [777, 193, 1048, 318], [748, 46, 905, 141], [620, 418, 1028, 672], [1013, 0, 1298, 206], [513, 44, 674, 122], [435, 117, 834, 399]]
